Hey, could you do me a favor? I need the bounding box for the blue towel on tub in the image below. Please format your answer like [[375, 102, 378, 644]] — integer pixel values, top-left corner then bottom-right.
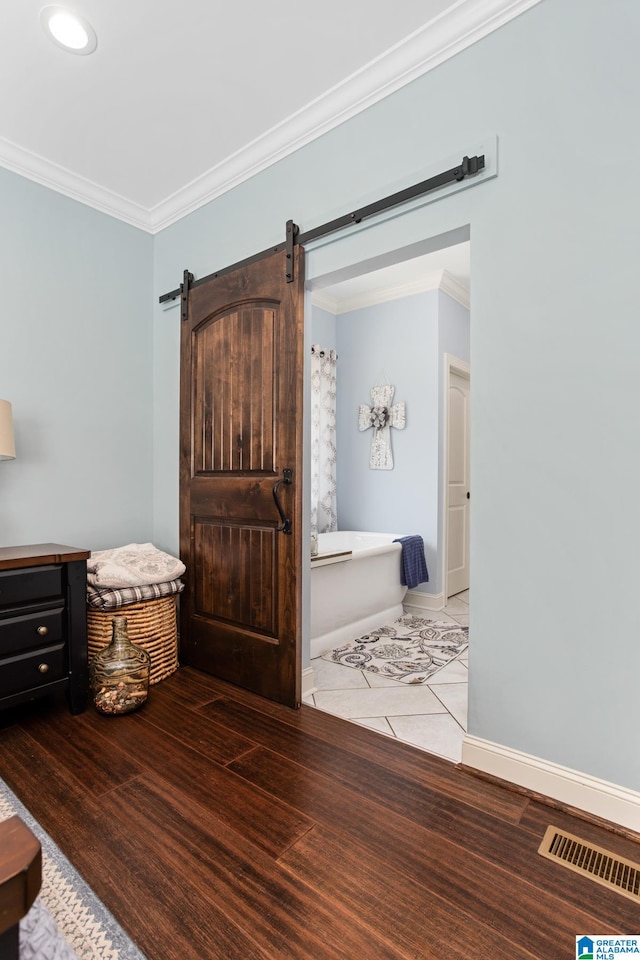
[[393, 535, 429, 588]]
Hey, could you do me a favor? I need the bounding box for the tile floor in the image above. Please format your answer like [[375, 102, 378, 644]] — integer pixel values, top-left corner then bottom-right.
[[304, 589, 469, 763]]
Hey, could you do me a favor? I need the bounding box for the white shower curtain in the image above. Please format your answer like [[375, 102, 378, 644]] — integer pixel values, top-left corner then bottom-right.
[[311, 344, 337, 535]]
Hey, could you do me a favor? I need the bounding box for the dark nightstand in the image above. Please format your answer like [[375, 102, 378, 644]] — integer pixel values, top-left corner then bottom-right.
[[0, 544, 90, 714]]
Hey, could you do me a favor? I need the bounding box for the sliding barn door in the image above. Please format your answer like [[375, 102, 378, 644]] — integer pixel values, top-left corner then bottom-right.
[[179, 247, 304, 706]]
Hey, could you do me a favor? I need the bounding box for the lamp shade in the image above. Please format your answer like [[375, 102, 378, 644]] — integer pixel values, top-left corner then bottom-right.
[[0, 399, 16, 461]]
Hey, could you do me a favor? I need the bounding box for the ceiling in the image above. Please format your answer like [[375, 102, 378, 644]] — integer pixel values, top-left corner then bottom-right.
[[0, 0, 539, 232]]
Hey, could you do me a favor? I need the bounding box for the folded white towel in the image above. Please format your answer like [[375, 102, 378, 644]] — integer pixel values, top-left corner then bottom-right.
[[87, 542, 186, 589]]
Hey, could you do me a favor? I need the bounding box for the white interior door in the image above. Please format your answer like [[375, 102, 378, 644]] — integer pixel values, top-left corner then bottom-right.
[[447, 369, 470, 597]]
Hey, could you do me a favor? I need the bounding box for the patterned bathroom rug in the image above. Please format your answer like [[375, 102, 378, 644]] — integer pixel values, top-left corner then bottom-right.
[[322, 614, 468, 684]]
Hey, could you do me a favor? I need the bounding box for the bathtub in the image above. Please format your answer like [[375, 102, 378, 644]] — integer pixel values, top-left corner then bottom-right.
[[310, 531, 407, 659]]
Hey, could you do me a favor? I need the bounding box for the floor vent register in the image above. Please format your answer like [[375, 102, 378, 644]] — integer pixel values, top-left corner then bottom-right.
[[538, 825, 640, 903]]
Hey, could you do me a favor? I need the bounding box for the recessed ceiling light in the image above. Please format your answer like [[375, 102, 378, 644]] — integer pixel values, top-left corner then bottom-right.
[[40, 6, 97, 55]]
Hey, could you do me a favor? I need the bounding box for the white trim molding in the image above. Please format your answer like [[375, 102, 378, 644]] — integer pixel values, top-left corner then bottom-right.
[[0, 0, 539, 232], [462, 735, 640, 833], [311, 289, 343, 314], [442, 354, 471, 601], [0, 135, 151, 231], [440, 271, 470, 310], [310, 268, 468, 315], [141, 0, 532, 231], [404, 589, 445, 613], [301, 666, 316, 699]]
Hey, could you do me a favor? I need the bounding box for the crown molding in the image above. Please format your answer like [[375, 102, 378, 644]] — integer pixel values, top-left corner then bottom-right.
[[311, 268, 469, 314], [149, 0, 540, 232], [0, 0, 541, 233], [0, 135, 151, 231], [440, 270, 470, 309], [317, 271, 445, 314], [311, 290, 342, 314]]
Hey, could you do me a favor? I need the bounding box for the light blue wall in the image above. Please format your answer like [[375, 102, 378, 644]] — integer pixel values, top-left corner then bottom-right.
[[152, 0, 640, 792], [0, 0, 635, 795], [310, 306, 336, 351], [334, 292, 440, 587], [315, 290, 469, 597], [0, 167, 154, 551], [438, 292, 471, 366]]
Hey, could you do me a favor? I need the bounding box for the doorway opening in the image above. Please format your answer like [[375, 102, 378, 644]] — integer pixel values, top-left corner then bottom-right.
[[303, 237, 471, 763]]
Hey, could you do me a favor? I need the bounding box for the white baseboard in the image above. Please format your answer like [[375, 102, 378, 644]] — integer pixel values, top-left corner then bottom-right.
[[404, 590, 445, 613], [302, 666, 316, 698], [462, 735, 640, 833]]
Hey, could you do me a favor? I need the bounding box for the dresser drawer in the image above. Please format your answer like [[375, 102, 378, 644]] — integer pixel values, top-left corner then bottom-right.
[[0, 545, 88, 714], [0, 643, 66, 698], [0, 566, 63, 606], [0, 607, 64, 657]]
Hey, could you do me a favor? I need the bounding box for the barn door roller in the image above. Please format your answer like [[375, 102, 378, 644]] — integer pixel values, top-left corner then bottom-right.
[[180, 269, 194, 321]]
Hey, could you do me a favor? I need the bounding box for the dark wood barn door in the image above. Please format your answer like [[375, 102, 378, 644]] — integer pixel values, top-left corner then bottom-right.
[[179, 247, 304, 706]]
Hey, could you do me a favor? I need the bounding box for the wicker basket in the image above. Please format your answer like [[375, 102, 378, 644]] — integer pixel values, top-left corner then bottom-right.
[[87, 595, 179, 685]]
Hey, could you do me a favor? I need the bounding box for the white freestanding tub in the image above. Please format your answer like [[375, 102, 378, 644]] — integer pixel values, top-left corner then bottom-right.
[[310, 531, 407, 659]]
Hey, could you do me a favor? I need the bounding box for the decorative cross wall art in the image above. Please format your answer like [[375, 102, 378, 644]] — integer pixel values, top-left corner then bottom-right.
[[358, 384, 406, 470]]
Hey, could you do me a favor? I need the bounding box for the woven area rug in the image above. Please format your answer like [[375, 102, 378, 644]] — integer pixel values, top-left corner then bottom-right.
[[322, 614, 468, 684], [0, 778, 146, 960]]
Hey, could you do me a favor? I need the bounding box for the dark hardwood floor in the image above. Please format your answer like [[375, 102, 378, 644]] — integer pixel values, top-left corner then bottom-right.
[[1, 667, 639, 959]]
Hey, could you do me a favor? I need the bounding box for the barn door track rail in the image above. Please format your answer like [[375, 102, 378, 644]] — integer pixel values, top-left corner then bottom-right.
[[159, 153, 484, 308]]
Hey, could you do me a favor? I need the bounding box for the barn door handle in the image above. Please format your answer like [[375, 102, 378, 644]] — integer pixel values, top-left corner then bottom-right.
[[273, 469, 293, 534]]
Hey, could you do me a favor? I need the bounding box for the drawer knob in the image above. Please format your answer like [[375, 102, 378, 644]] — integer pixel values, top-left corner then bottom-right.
[[38, 663, 49, 674], [37, 625, 48, 636]]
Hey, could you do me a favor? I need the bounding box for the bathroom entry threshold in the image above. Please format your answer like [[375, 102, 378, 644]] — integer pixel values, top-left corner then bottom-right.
[[310, 551, 352, 567]]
